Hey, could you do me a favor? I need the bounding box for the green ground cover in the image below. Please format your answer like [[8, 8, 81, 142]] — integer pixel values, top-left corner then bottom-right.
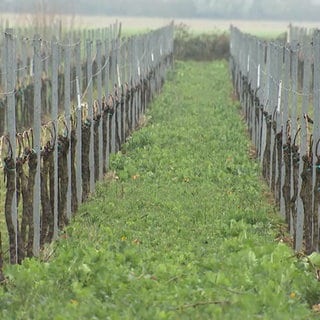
[[0, 60, 318, 319]]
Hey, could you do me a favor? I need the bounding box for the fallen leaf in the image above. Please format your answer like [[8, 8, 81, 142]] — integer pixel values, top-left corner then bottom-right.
[[312, 304, 320, 312]]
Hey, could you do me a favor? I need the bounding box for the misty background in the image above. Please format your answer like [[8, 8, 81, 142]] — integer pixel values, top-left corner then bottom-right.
[[1, 0, 320, 21]]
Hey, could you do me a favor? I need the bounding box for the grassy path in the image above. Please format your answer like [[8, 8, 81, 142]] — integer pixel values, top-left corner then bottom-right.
[[0, 61, 318, 319]]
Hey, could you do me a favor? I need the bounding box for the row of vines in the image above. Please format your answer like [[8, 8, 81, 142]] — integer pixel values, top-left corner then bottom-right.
[[0, 22, 174, 265], [230, 25, 320, 253]]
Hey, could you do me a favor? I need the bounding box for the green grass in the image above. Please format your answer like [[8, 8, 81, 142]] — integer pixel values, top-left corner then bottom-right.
[[0, 60, 318, 319]]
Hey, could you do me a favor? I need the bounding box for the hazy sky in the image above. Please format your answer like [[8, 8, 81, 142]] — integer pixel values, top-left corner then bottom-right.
[[0, 0, 320, 21]]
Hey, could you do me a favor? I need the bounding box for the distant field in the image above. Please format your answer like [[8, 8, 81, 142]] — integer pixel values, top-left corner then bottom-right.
[[1, 13, 320, 35]]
